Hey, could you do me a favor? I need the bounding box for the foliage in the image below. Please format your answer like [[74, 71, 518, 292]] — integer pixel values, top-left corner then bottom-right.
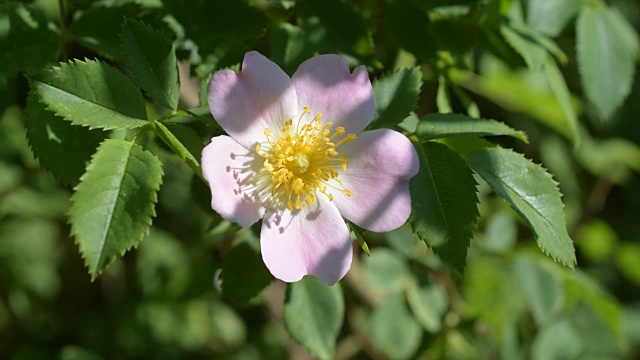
[[1, 0, 639, 359]]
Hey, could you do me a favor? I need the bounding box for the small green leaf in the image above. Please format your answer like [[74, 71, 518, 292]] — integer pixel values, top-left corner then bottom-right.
[[543, 58, 580, 144], [283, 276, 344, 360], [220, 242, 273, 302], [370, 294, 422, 360], [30, 60, 148, 130], [466, 147, 576, 267], [406, 281, 448, 333], [532, 320, 584, 360], [151, 121, 203, 179], [69, 139, 163, 279], [513, 255, 564, 325], [370, 68, 422, 130], [0, 3, 59, 83], [416, 113, 529, 143], [24, 92, 106, 185], [577, 5, 636, 119], [297, 0, 374, 58], [501, 21, 567, 70], [362, 248, 408, 294], [527, 0, 580, 37], [411, 142, 479, 271], [121, 19, 180, 110], [68, 4, 139, 60]]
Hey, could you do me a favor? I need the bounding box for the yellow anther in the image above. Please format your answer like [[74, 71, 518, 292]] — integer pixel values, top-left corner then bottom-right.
[[313, 113, 323, 121], [264, 128, 272, 137], [345, 189, 352, 196], [303, 106, 311, 113]]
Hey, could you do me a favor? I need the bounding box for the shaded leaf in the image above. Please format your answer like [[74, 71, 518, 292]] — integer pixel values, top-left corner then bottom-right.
[[69, 139, 163, 279], [283, 276, 344, 360], [370, 294, 422, 360], [416, 113, 528, 143], [121, 18, 180, 109], [410, 142, 479, 271], [407, 281, 448, 333], [527, 0, 580, 37], [24, 92, 105, 185], [362, 248, 408, 294], [0, 3, 59, 84], [220, 242, 273, 302], [532, 320, 583, 360], [466, 147, 576, 267], [68, 4, 139, 60], [387, 1, 437, 61], [513, 255, 564, 325], [30, 60, 148, 130], [577, 5, 636, 119], [370, 68, 422, 130]]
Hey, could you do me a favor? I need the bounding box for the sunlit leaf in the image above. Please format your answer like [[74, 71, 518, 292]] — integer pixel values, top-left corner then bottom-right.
[[466, 148, 576, 267], [416, 113, 528, 143], [411, 142, 479, 271], [69, 139, 163, 279], [283, 276, 344, 360], [121, 18, 180, 109], [370, 68, 422, 130], [30, 60, 148, 130], [527, 0, 580, 37]]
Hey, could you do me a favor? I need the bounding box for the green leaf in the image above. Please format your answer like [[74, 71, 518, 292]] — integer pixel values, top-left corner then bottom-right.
[[416, 113, 529, 143], [220, 242, 273, 302], [513, 255, 564, 326], [24, 92, 106, 185], [500, 21, 567, 71], [68, 4, 139, 60], [151, 121, 203, 179], [466, 147, 576, 267], [410, 142, 479, 271], [362, 248, 408, 294], [297, 0, 373, 58], [30, 60, 148, 130], [121, 19, 180, 110], [577, 5, 637, 119], [406, 281, 448, 333], [370, 68, 422, 130], [527, 0, 580, 37], [269, 23, 309, 74], [283, 276, 344, 360], [69, 139, 163, 279], [387, 1, 437, 61], [532, 320, 584, 360], [370, 294, 422, 360], [543, 58, 580, 144], [0, 3, 59, 84]]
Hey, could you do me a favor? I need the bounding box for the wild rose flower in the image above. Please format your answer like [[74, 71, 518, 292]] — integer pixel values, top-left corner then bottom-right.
[[202, 51, 419, 285]]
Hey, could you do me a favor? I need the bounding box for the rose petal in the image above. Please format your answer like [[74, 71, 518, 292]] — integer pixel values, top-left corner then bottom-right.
[[260, 195, 352, 285], [201, 135, 265, 227], [292, 54, 374, 135], [332, 129, 419, 232], [208, 51, 299, 149]]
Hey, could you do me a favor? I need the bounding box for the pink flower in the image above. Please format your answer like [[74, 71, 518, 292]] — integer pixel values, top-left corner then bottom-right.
[[202, 51, 419, 285]]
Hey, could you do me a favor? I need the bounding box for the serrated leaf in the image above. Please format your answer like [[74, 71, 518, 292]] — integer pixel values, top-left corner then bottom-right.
[[500, 21, 567, 70], [297, 0, 373, 58], [30, 60, 148, 130], [527, 0, 580, 37], [0, 3, 59, 84], [68, 4, 139, 60], [577, 5, 636, 119], [69, 138, 163, 279], [466, 147, 576, 267], [24, 92, 106, 185], [370, 68, 422, 130], [416, 113, 529, 143], [283, 276, 344, 360], [410, 142, 479, 271], [370, 294, 422, 360], [220, 242, 273, 302], [121, 19, 179, 109], [543, 58, 580, 144], [151, 121, 203, 179]]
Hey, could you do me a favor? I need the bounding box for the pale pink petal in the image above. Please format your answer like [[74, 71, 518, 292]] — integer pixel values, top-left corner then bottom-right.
[[292, 54, 374, 135], [201, 135, 265, 227], [332, 129, 419, 232], [208, 51, 299, 149], [260, 195, 352, 285]]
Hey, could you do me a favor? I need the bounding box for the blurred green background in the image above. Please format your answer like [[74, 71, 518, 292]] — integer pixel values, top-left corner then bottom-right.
[[1, 0, 640, 359]]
